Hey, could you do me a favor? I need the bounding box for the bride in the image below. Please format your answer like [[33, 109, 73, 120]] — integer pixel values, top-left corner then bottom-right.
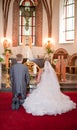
[[22, 60, 76, 116]]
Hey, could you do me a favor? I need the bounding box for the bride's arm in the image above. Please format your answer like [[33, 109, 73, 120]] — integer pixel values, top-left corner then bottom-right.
[[36, 68, 43, 83]]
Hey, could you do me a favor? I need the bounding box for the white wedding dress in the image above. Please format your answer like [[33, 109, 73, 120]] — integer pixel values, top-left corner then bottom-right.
[[23, 61, 76, 116]]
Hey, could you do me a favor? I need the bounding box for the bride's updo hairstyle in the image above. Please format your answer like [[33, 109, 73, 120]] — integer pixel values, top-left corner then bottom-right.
[[44, 57, 51, 64]]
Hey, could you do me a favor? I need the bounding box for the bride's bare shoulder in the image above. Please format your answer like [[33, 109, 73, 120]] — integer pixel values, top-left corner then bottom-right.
[[39, 68, 44, 74]]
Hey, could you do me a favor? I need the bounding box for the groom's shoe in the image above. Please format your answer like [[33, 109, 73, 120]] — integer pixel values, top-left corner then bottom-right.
[[11, 102, 16, 110], [12, 97, 20, 110], [15, 98, 20, 110], [20, 99, 25, 105]]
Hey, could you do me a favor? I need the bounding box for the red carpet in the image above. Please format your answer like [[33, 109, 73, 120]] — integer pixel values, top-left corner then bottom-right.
[[0, 91, 77, 130]]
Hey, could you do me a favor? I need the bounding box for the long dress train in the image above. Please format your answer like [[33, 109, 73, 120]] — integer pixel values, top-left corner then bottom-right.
[[23, 61, 76, 116]]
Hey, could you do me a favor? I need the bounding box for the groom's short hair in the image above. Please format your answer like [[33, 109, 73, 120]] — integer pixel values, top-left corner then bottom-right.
[[16, 54, 23, 61]]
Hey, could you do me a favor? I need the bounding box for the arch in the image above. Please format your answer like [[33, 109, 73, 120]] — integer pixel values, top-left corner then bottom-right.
[[53, 48, 69, 59], [69, 53, 77, 66]]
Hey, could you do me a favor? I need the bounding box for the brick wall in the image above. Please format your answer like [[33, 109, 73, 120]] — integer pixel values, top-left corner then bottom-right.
[[12, 0, 19, 46]]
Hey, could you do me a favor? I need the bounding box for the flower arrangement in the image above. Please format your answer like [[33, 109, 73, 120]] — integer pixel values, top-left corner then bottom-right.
[[52, 59, 58, 65], [0, 55, 5, 62], [45, 40, 54, 55], [45, 44, 54, 54], [3, 48, 12, 55]]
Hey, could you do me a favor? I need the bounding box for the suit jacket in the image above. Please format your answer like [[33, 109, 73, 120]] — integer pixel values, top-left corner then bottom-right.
[[10, 63, 30, 97]]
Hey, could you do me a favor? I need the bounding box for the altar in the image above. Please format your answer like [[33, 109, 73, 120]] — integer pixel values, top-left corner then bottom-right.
[[0, 57, 77, 91]]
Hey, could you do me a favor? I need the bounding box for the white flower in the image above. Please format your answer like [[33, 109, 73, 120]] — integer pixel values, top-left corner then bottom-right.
[[52, 59, 58, 65]]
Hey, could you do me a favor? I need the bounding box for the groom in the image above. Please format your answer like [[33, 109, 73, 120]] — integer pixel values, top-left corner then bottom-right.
[[10, 54, 30, 110]]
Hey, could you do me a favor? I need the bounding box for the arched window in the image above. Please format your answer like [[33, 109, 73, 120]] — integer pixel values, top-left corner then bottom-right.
[[59, 0, 75, 43], [19, 0, 36, 46]]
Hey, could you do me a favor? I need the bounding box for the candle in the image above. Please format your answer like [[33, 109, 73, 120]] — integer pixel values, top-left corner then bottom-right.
[[33, 64, 37, 74]]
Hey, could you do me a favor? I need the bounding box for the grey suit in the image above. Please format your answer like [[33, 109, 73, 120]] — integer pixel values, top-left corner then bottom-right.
[[10, 63, 30, 98]]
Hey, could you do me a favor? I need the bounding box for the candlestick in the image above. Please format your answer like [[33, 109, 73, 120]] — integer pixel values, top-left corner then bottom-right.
[[29, 36, 32, 48], [5, 51, 11, 88]]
